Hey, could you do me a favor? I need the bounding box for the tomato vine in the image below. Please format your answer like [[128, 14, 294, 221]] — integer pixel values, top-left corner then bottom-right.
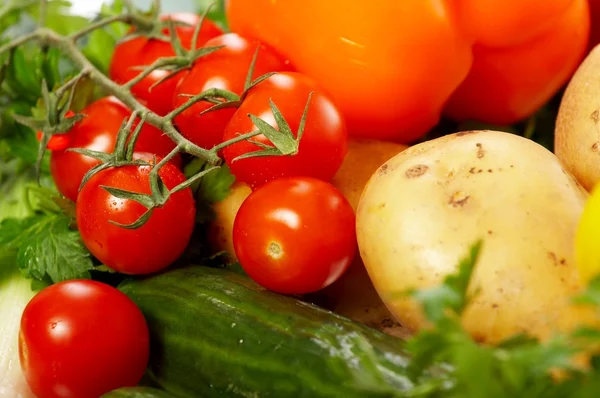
[[0, 0, 311, 229]]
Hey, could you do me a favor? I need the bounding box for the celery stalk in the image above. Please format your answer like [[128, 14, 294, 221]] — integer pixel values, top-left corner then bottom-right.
[[0, 265, 35, 398], [0, 162, 39, 397]]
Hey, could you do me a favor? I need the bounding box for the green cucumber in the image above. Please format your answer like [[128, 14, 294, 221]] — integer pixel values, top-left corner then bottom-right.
[[101, 387, 175, 398], [119, 266, 440, 397]]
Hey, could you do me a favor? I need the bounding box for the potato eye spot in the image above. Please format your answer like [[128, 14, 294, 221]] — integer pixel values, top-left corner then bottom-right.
[[476, 143, 485, 159], [591, 109, 599, 124], [377, 164, 389, 176], [405, 164, 428, 178], [456, 130, 478, 137], [448, 191, 470, 207]]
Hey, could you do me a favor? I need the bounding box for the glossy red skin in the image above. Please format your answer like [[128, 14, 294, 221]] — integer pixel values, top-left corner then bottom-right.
[[50, 96, 178, 202], [36, 110, 76, 150], [109, 13, 223, 115], [233, 177, 357, 295], [222, 72, 348, 189], [19, 280, 150, 398], [173, 33, 291, 149], [76, 155, 195, 275]]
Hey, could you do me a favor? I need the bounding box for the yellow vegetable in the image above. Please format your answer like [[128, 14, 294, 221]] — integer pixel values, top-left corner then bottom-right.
[[357, 130, 597, 344], [575, 182, 600, 284]]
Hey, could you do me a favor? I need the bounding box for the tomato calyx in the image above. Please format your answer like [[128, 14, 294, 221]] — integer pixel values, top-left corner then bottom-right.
[[71, 111, 214, 229], [169, 48, 276, 121], [100, 159, 213, 229], [172, 48, 313, 160], [220, 91, 314, 161], [35, 109, 76, 151], [12, 73, 87, 180], [121, 7, 224, 94]]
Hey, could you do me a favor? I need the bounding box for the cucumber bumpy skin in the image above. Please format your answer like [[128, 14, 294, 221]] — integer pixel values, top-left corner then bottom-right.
[[119, 266, 446, 398]]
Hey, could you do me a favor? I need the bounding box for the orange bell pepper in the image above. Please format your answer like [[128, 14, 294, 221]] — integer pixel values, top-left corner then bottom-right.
[[225, 0, 590, 143]]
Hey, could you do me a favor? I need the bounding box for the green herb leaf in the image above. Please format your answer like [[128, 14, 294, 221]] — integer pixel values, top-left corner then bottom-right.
[[83, 24, 122, 74], [196, 165, 236, 203], [184, 159, 236, 203], [183, 159, 236, 224], [195, 0, 228, 30], [93, 265, 119, 274], [572, 275, 600, 307], [0, 214, 94, 284], [410, 240, 483, 323], [0, 158, 55, 220]]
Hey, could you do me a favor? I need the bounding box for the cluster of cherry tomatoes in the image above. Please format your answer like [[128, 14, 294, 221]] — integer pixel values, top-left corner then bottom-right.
[[43, 13, 357, 290], [20, 13, 361, 397]]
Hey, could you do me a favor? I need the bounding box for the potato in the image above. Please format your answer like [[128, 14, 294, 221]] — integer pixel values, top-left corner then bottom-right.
[[555, 45, 600, 191], [311, 139, 409, 338], [209, 138, 409, 337], [208, 182, 253, 262], [357, 130, 597, 344]]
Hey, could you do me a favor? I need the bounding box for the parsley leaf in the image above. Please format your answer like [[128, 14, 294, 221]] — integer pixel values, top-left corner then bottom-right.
[[196, 164, 236, 204], [0, 214, 93, 285], [0, 159, 92, 287], [83, 0, 128, 73], [410, 240, 482, 323], [403, 240, 600, 398], [572, 275, 600, 307], [195, 0, 228, 30]]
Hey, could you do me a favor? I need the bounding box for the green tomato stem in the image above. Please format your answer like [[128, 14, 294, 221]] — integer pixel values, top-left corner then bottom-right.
[[210, 130, 263, 153], [68, 14, 133, 42], [166, 88, 241, 120]]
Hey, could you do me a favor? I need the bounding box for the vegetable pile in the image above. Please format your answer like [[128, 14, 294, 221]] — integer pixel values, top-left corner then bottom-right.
[[2, 1, 600, 397]]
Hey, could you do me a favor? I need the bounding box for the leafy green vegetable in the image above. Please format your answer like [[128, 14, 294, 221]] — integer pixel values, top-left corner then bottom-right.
[[196, 0, 228, 30], [573, 276, 600, 307], [184, 158, 236, 223], [0, 263, 36, 395], [0, 0, 36, 36], [404, 241, 600, 398], [0, 0, 124, 171], [0, 159, 92, 289], [85, 0, 128, 72], [409, 240, 482, 323], [0, 214, 94, 286], [194, 163, 236, 204]]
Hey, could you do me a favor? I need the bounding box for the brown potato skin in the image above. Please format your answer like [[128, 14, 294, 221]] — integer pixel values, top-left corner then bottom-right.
[[208, 139, 408, 336], [555, 44, 600, 191]]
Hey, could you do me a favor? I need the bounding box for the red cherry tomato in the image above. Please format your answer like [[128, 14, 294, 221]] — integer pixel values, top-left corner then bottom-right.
[[109, 13, 223, 115], [50, 96, 179, 202], [36, 110, 76, 150], [76, 154, 195, 275], [19, 279, 149, 398], [233, 177, 357, 295], [222, 72, 347, 188], [173, 33, 291, 149]]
